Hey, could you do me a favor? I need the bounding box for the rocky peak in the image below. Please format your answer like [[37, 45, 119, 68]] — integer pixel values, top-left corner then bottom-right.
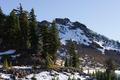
[[55, 18, 70, 25]]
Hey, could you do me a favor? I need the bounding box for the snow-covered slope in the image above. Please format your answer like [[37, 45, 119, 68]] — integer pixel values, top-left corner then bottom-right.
[[57, 24, 91, 45], [54, 18, 120, 53]]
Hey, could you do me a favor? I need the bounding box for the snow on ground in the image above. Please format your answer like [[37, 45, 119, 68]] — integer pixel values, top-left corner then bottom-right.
[[0, 65, 118, 80], [0, 73, 11, 79], [23, 71, 90, 80], [0, 71, 95, 80], [0, 68, 120, 80], [26, 71, 53, 80]]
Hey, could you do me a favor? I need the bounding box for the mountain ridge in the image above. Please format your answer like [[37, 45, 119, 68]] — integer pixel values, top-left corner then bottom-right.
[[38, 18, 120, 54]]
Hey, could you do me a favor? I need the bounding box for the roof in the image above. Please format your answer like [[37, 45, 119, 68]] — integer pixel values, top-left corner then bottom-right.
[[0, 50, 16, 56]]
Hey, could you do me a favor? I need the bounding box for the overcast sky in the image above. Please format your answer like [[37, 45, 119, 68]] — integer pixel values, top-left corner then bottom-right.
[[0, 0, 120, 41]]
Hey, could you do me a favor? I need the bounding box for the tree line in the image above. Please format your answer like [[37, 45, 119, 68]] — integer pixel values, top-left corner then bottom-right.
[[0, 4, 80, 68], [0, 4, 61, 67]]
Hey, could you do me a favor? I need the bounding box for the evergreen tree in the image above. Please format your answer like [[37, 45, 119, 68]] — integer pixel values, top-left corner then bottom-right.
[[65, 57, 69, 67], [40, 25, 49, 58], [105, 58, 116, 80], [105, 58, 115, 74], [94, 71, 117, 80], [29, 8, 38, 54], [67, 40, 79, 68], [40, 22, 60, 67], [6, 10, 21, 49], [40, 25, 52, 67], [0, 7, 6, 49], [49, 22, 60, 62], [72, 50, 79, 68], [0, 7, 5, 38], [18, 4, 29, 50]]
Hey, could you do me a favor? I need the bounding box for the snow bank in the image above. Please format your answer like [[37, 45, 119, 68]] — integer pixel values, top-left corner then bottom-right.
[[83, 68, 106, 74], [24, 71, 91, 80], [12, 66, 32, 69], [115, 70, 120, 75], [0, 73, 11, 79]]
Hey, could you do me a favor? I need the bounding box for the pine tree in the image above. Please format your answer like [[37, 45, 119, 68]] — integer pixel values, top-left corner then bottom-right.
[[49, 22, 60, 62], [40, 23, 60, 67], [105, 58, 115, 74], [105, 58, 116, 80], [6, 10, 21, 49], [0, 7, 5, 37], [0, 7, 6, 49], [94, 70, 117, 80], [18, 4, 29, 50], [67, 40, 79, 68], [65, 57, 69, 67], [72, 50, 79, 68], [29, 8, 38, 54], [40, 25, 49, 58]]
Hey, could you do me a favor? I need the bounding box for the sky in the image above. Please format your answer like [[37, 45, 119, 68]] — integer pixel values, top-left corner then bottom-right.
[[0, 0, 120, 41]]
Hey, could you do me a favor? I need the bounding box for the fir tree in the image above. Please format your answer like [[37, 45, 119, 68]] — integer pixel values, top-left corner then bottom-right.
[[0, 7, 6, 49], [72, 50, 79, 68], [94, 70, 117, 80], [65, 57, 69, 67], [6, 10, 21, 49], [0, 7, 5, 38], [49, 22, 60, 62], [40, 25, 49, 58], [105, 58, 116, 80], [29, 8, 38, 54], [18, 4, 29, 50], [40, 22, 60, 66], [40, 25, 53, 67], [67, 40, 79, 68], [105, 58, 115, 74]]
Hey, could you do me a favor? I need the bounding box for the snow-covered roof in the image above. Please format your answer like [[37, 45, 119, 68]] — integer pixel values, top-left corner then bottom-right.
[[0, 50, 16, 56]]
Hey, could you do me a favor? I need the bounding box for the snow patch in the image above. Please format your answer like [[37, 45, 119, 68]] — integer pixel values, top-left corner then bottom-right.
[[57, 24, 91, 45], [12, 66, 32, 69]]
